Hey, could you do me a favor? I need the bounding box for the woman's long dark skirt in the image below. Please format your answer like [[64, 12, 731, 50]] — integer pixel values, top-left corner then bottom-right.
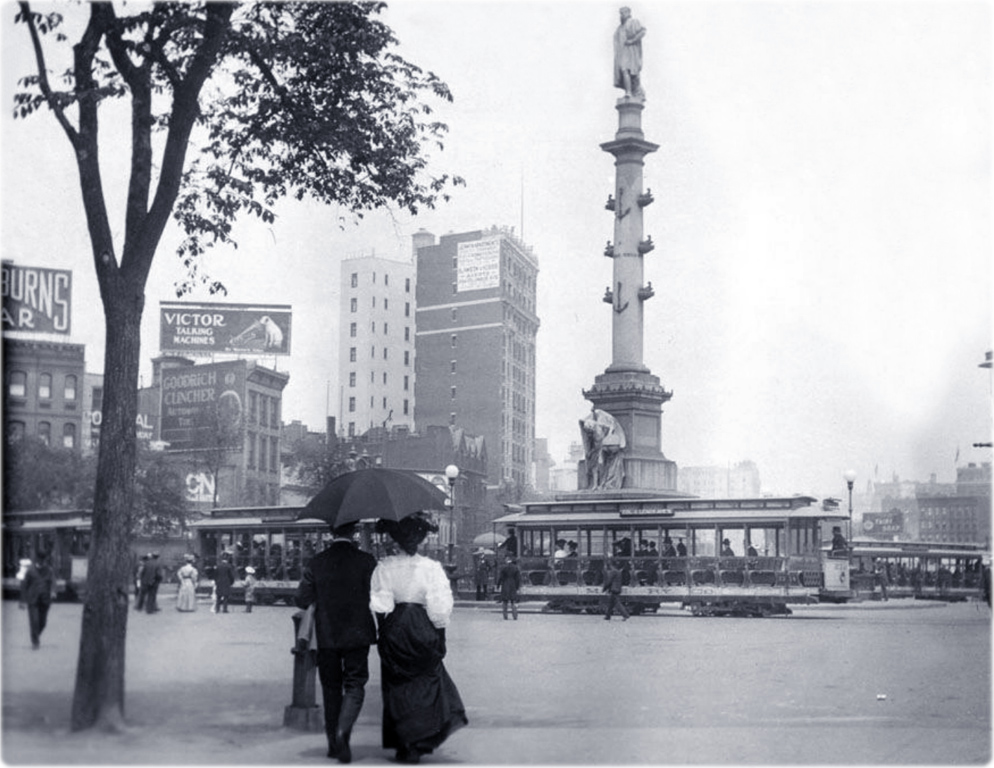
[[377, 602, 468, 754]]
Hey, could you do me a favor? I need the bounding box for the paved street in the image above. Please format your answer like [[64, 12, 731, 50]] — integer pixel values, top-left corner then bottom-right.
[[1, 595, 990, 764]]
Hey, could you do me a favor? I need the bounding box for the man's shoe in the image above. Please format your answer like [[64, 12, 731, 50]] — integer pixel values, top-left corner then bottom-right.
[[335, 729, 351, 764]]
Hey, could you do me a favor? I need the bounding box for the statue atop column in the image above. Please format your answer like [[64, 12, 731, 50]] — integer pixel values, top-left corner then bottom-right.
[[579, 406, 627, 490], [613, 6, 646, 100]]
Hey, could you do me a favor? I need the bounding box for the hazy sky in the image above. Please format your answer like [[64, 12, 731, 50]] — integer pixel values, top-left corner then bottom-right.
[[2, 1, 991, 499]]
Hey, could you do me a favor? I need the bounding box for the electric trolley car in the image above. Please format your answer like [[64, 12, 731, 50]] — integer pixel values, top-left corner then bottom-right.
[[493, 494, 849, 617], [842, 538, 987, 602]]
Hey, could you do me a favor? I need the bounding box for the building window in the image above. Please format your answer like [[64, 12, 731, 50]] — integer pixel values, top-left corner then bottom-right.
[[372, 296, 376, 308], [449, 412, 456, 425], [385, 274, 390, 286], [403, 375, 409, 391], [64, 375, 77, 401], [38, 373, 52, 400], [384, 298, 389, 310], [404, 351, 410, 366], [404, 327, 410, 341], [350, 322, 357, 338], [38, 421, 51, 445], [383, 348, 388, 360], [350, 347, 356, 362], [351, 272, 358, 288], [247, 432, 256, 468], [273, 398, 280, 426], [371, 321, 376, 332], [452, 282, 457, 294], [371, 346, 376, 358], [63, 423, 76, 449], [7, 421, 25, 441], [451, 334, 457, 348], [383, 397, 387, 408], [451, 308, 457, 321], [403, 399, 409, 415], [383, 372, 388, 385], [259, 435, 267, 473], [9, 371, 26, 398], [348, 397, 356, 412], [451, 386, 456, 400], [405, 302, 410, 317], [348, 422, 355, 437], [372, 272, 376, 284], [452, 257, 458, 269], [250, 391, 258, 424], [451, 360, 456, 374], [90, 386, 103, 412], [384, 323, 388, 335], [405, 277, 411, 293], [371, 371, 375, 383], [350, 297, 358, 312], [349, 372, 356, 387]]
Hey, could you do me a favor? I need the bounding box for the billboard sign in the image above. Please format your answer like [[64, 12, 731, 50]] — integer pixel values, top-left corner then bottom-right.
[[159, 301, 291, 355], [1, 261, 72, 334], [456, 237, 501, 292], [159, 361, 245, 450]]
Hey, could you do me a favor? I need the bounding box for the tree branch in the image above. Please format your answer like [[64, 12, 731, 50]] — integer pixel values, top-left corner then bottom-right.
[[19, 1, 78, 147]]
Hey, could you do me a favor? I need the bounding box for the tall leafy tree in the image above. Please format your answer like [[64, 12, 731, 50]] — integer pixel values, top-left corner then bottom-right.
[[14, 1, 460, 731]]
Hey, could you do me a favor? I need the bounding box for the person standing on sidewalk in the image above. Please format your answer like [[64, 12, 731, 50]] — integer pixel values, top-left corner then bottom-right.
[[496, 556, 521, 620], [214, 553, 236, 613], [243, 566, 258, 612], [296, 522, 377, 763], [142, 552, 164, 613], [602, 559, 629, 621], [19, 550, 55, 649], [134, 554, 148, 611]]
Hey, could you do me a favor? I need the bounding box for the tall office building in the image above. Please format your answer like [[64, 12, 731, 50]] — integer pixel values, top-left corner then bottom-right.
[[338, 255, 417, 439], [414, 226, 539, 488]]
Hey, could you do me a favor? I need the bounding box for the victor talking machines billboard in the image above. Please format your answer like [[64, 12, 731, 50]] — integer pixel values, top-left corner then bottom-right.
[[159, 301, 292, 356]]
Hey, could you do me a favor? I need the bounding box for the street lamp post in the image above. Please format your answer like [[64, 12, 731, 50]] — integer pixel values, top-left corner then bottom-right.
[[445, 464, 459, 563], [844, 469, 857, 545]]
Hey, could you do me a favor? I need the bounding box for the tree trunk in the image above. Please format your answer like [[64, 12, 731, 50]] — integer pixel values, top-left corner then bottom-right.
[[70, 285, 143, 732]]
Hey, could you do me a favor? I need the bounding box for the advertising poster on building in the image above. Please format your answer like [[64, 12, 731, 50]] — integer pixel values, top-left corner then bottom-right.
[[159, 301, 292, 355], [456, 236, 501, 292], [1, 261, 72, 334], [159, 361, 245, 451], [861, 510, 904, 538]]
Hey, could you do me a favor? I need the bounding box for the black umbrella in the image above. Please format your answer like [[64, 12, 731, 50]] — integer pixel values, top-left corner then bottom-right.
[[297, 468, 449, 528]]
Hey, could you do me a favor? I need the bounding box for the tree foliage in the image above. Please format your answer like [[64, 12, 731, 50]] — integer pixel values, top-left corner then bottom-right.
[[14, 0, 460, 732], [2, 436, 97, 511], [281, 434, 353, 497], [132, 447, 189, 537]]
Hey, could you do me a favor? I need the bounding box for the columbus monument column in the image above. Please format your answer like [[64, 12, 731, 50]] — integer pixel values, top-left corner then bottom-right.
[[580, 6, 677, 492]]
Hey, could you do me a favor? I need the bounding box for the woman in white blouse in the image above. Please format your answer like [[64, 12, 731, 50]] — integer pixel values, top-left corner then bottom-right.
[[371, 513, 468, 764]]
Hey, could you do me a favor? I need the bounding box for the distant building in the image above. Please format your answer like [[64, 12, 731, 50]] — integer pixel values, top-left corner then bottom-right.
[[550, 442, 584, 492], [3, 339, 85, 450], [413, 226, 539, 490], [338, 255, 417, 439], [532, 437, 553, 492], [677, 460, 760, 499], [139, 356, 289, 510]]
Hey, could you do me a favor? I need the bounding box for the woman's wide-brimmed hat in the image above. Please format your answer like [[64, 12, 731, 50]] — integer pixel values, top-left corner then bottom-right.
[[184, 553, 195, 562], [245, 566, 256, 575]]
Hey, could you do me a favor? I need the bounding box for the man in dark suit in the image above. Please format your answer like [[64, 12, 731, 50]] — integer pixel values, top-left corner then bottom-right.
[[214, 554, 236, 613], [296, 522, 377, 763], [141, 552, 164, 613], [602, 559, 630, 621]]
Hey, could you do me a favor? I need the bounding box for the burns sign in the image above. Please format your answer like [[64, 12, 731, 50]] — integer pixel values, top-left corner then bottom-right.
[[1, 261, 72, 334]]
